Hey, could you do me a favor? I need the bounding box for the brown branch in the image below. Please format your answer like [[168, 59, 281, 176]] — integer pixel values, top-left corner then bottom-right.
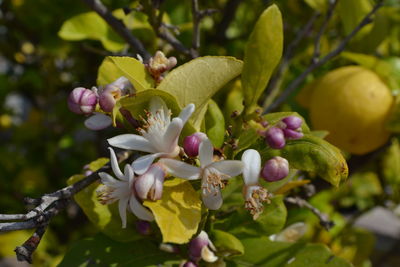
[[214, 0, 242, 44], [0, 150, 131, 262], [285, 196, 334, 230], [81, 0, 151, 61], [263, 0, 384, 113]]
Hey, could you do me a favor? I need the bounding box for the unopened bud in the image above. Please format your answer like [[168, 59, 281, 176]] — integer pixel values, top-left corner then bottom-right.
[[182, 261, 198, 267], [188, 231, 217, 262], [283, 128, 304, 139], [183, 132, 208, 157], [134, 164, 165, 201], [135, 220, 152, 235], [265, 127, 285, 149], [68, 87, 97, 115], [282, 116, 302, 130], [262, 156, 289, 182], [147, 51, 177, 81]]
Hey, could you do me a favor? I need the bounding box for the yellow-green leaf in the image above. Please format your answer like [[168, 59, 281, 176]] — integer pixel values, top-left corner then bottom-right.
[[97, 56, 154, 90], [157, 56, 243, 130], [211, 230, 244, 257], [338, 0, 373, 36], [304, 0, 328, 12], [241, 4, 283, 113], [260, 134, 348, 187], [143, 178, 202, 244], [205, 99, 225, 148]]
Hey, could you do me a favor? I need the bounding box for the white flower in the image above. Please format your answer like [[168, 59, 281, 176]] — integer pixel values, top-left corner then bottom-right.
[[241, 149, 271, 219], [108, 96, 195, 175], [97, 147, 154, 228], [160, 138, 243, 210]]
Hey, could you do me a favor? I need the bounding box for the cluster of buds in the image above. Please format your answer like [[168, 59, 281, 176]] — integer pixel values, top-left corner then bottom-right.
[[262, 116, 304, 149], [145, 51, 177, 83], [67, 77, 134, 130]]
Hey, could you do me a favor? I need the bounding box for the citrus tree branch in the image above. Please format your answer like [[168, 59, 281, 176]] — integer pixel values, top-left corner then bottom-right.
[[263, 0, 384, 113], [81, 0, 151, 61]]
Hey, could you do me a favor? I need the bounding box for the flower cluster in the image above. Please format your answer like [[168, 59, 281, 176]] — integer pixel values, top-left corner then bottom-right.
[[96, 97, 298, 229], [68, 76, 134, 130], [261, 115, 304, 149]]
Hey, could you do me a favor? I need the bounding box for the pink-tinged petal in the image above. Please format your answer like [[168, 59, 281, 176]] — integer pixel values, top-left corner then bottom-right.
[[199, 139, 214, 168], [132, 153, 162, 175], [119, 197, 129, 228], [163, 118, 183, 153], [129, 196, 154, 221], [178, 103, 195, 124], [108, 147, 124, 180], [135, 171, 156, 200], [84, 113, 112, 130], [209, 160, 243, 178], [107, 134, 156, 153], [202, 187, 223, 210], [153, 171, 164, 200], [241, 149, 261, 186], [159, 159, 201, 180]]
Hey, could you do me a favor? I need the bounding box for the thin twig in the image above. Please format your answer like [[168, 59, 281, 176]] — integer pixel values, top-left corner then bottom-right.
[[264, 0, 384, 113], [285, 196, 334, 230], [214, 0, 242, 43], [262, 11, 320, 110], [312, 0, 338, 63], [191, 0, 201, 51], [81, 0, 151, 61]]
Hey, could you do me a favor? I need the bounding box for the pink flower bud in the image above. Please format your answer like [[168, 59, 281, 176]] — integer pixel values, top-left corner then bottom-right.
[[188, 231, 217, 263], [134, 164, 165, 201], [183, 132, 208, 157], [68, 87, 97, 115], [282, 116, 302, 130], [135, 220, 152, 235], [283, 128, 304, 139], [265, 127, 285, 149], [99, 85, 121, 112], [262, 156, 289, 182]]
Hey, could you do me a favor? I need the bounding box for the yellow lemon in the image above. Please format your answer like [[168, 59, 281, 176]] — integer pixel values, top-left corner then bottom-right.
[[308, 66, 393, 155]]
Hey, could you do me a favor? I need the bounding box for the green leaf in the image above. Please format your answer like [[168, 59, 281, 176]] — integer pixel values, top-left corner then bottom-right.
[[260, 134, 348, 187], [386, 95, 400, 132], [233, 237, 352, 267], [67, 166, 142, 242], [233, 127, 260, 157], [304, 0, 328, 12], [241, 4, 283, 112], [223, 81, 244, 122], [215, 195, 287, 238], [58, 12, 125, 52], [97, 56, 154, 90], [338, 0, 373, 36], [205, 99, 225, 148], [59, 233, 180, 267], [88, 157, 109, 172], [157, 56, 243, 130], [382, 138, 400, 185], [143, 178, 202, 244], [117, 90, 196, 138], [211, 230, 244, 257], [264, 112, 310, 133]]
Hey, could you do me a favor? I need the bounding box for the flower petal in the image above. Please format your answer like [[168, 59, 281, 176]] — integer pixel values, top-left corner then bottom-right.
[[84, 113, 112, 130], [108, 134, 156, 153], [98, 172, 119, 187], [163, 118, 183, 153], [134, 171, 156, 200], [129, 195, 154, 221], [202, 187, 223, 210], [149, 96, 170, 122], [159, 159, 201, 180], [241, 149, 261, 186], [201, 246, 218, 263], [108, 147, 124, 180], [132, 153, 162, 175], [209, 160, 243, 178], [118, 197, 129, 228], [199, 139, 214, 168], [178, 103, 195, 124]]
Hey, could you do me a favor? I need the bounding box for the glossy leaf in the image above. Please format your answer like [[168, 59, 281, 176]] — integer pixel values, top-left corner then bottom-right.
[[241, 4, 283, 112], [157, 56, 243, 130], [211, 230, 244, 257], [59, 233, 179, 267], [97, 56, 154, 90], [260, 134, 348, 187], [143, 178, 202, 244], [215, 195, 287, 238], [205, 99, 225, 148], [338, 0, 373, 35], [232, 237, 352, 267], [58, 12, 125, 52]]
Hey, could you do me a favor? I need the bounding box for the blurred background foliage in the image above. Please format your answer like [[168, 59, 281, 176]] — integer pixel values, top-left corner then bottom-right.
[[1, 0, 400, 266]]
